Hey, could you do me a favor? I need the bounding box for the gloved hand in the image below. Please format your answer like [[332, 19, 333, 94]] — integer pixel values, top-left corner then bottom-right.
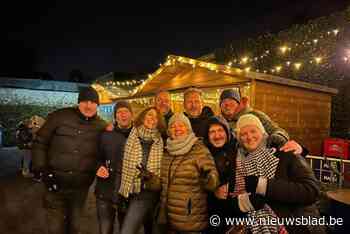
[[244, 175, 259, 193], [249, 193, 266, 211], [136, 163, 154, 181], [267, 133, 287, 148]]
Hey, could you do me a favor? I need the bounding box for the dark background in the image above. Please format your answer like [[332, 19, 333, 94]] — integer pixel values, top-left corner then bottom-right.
[[0, 0, 348, 81]]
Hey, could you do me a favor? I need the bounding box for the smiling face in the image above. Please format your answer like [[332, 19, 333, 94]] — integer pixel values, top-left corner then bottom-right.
[[208, 124, 227, 148], [220, 98, 240, 119], [168, 120, 189, 140], [238, 124, 264, 152], [184, 91, 203, 118], [115, 107, 132, 128], [143, 109, 158, 129], [155, 91, 171, 115], [78, 101, 98, 118]]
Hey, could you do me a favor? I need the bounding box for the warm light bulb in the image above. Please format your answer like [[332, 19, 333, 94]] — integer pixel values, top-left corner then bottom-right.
[[280, 46, 288, 54], [275, 66, 282, 72], [241, 56, 249, 64], [315, 57, 322, 64], [333, 29, 339, 35], [294, 63, 302, 70]]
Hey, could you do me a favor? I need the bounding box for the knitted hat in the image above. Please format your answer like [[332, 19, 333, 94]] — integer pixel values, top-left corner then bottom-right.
[[207, 115, 231, 142], [78, 87, 99, 105], [168, 113, 193, 133], [114, 101, 132, 116], [220, 89, 240, 105], [235, 114, 266, 135]]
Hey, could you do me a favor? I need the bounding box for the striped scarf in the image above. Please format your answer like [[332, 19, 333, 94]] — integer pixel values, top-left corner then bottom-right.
[[119, 126, 163, 198], [238, 139, 287, 234]]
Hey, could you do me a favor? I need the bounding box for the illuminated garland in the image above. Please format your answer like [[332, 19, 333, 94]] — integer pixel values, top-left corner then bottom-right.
[[214, 6, 350, 85]]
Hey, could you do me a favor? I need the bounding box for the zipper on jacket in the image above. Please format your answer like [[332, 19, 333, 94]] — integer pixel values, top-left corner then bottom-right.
[[187, 198, 192, 215]]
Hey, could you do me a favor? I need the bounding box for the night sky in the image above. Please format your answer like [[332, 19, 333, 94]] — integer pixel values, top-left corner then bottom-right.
[[0, 0, 348, 81]]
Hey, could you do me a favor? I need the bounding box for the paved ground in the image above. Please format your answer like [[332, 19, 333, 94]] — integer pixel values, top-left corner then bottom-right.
[[0, 147, 98, 234]]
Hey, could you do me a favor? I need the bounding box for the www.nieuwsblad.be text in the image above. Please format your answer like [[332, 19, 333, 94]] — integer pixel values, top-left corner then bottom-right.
[[209, 215, 343, 227]]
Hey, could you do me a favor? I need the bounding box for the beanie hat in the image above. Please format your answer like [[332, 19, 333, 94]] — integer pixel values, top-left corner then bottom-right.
[[78, 87, 99, 105], [168, 113, 193, 133], [220, 89, 240, 105], [114, 101, 132, 115], [235, 114, 266, 136], [207, 116, 231, 142]]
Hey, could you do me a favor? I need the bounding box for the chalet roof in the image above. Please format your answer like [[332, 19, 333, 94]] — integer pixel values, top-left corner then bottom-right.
[[131, 55, 338, 98]]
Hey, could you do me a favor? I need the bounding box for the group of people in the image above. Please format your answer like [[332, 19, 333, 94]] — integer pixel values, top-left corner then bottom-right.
[[31, 86, 324, 234]]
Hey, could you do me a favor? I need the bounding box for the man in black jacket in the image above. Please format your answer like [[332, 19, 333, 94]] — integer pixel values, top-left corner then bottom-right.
[[95, 101, 133, 234], [32, 86, 107, 234], [183, 87, 213, 138]]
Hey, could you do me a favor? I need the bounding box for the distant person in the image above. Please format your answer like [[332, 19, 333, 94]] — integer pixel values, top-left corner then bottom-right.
[[32, 86, 107, 234], [16, 116, 45, 177]]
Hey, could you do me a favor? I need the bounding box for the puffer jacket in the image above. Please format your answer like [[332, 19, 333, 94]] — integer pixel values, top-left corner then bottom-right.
[[32, 107, 106, 188], [158, 140, 219, 232]]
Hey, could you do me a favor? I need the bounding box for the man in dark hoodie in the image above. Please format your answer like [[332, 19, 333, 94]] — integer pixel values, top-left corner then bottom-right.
[[32, 86, 107, 234], [204, 116, 239, 233], [95, 100, 133, 234], [183, 87, 214, 138]]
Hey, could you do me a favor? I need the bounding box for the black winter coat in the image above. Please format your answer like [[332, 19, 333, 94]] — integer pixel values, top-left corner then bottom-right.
[[95, 126, 131, 202], [185, 109, 212, 138], [32, 107, 106, 189]]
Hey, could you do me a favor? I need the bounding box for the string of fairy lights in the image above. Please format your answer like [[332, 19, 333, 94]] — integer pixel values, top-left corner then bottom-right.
[[225, 27, 347, 75], [103, 79, 144, 87]]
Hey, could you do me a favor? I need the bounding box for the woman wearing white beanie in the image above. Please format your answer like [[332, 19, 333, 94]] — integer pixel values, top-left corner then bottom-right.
[[223, 114, 325, 234]]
